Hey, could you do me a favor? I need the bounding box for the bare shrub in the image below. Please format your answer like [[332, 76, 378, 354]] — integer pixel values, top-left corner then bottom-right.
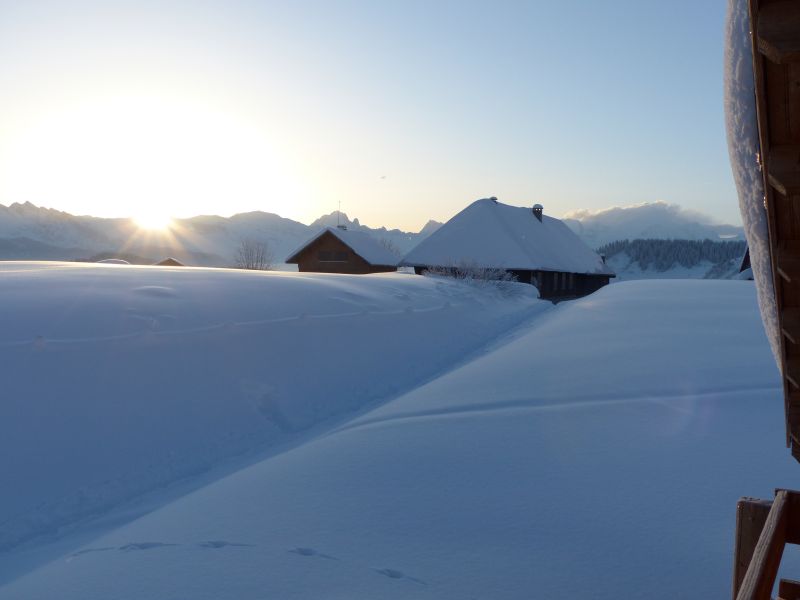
[[235, 239, 274, 270], [422, 261, 522, 295]]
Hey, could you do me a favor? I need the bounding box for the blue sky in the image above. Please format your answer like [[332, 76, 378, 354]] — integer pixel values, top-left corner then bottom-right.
[[0, 0, 735, 231]]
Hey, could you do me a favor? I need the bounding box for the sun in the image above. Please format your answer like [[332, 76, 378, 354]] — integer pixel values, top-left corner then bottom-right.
[[134, 212, 173, 231]]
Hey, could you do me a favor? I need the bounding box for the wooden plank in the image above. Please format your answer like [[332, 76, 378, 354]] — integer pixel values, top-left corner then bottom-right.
[[736, 490, 788, 600], [786, 357, 800, 389], [789, 63, 800, 141], [768, 146, 800, 196], [787, 397, 800, 440], [782, 307, 800, 344], [733, 498, 774, 599], [777, 249, 800, 283], [780, 578, 800, 600], [782, 489, 800, 545], [757, 1, 800, 64]]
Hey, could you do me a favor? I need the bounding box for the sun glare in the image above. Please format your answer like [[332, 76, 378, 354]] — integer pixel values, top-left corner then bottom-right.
[[0, 94, 313, 221], [134, 212, 172, 230]]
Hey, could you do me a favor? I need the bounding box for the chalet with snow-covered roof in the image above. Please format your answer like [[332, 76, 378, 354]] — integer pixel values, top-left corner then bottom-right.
[[401, 198, 614, 300], [286, 226, 398, 274], [154, 257, 185, 267]]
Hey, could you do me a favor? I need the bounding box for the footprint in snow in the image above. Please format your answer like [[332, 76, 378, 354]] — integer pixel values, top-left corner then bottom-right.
[[118, 542, 178, 552], [288, 547, 337, 560], [374, 568, 426, 585], [198, 540, 254, 549], [67, 547, 115, 560]]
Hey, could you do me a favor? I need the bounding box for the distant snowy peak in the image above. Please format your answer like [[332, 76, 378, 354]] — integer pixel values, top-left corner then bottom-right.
[[419, 219, 443, 237], [563, 202, 744, 248], [309, 210, 362, 231]]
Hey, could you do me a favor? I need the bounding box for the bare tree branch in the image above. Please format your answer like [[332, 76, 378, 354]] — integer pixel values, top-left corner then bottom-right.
[[235, 239, 274, 270]]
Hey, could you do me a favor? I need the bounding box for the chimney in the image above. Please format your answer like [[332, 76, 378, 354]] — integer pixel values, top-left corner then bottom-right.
[[337, 224, 348, 231], [532, 204, 543, 221]]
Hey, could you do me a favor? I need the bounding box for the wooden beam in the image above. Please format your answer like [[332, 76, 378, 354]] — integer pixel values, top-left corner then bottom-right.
[[782, 489, 800, 545], [768, 146, 800, 196], [788, 397, 800, 438], [777, 249, 800, 284], [782, 308, 800, 344], [757, 1, 800, 64], [780, 578, 800, 600], [736, 490, 789, 600], [733, 498, 774, 599], [786, 358, 800, 389]]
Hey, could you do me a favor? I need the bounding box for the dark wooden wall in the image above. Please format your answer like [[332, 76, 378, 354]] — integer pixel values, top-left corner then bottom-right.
[[520, 270, 610, 300], [292, 231, 396, 274], [412, 265, 610, 300]]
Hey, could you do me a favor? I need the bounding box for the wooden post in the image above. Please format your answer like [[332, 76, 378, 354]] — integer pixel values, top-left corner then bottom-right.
[[733, 497, 774, 599], [736, 490, 790, 600], [779, 579, 800, 600]]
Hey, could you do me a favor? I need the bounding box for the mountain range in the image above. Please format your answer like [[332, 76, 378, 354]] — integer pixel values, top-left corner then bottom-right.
[[0, 201, 745, 277], [0, 202, 442, 268]]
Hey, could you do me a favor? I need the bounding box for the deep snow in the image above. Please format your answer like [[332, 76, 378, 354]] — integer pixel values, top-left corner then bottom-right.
[[0, 262, 543, 570], [0, 270, 794, 599]]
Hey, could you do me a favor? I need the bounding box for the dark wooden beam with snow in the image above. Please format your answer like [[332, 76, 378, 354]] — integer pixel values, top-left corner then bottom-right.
[[749, 0, 800, 454]]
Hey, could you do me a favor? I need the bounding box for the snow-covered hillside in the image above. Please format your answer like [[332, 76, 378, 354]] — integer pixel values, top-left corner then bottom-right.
[[563, 201, 744, 247], [0, 268, 793, 599], [600, 239, 746, 281]]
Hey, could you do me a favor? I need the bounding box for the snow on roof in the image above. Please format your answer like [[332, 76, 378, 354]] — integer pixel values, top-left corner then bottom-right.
[[401, 199, 614, 276], [724, 0, 780, 366], [286, 227, 399, 266]]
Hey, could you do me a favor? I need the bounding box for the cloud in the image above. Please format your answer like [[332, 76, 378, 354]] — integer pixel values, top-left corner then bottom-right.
[[562, 201, 720, 226]]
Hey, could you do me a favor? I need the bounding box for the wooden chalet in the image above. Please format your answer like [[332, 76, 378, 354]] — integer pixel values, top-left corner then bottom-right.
[[401, 198, 614, 300], [730, 2, 800, 599], [154, 257, 184, 267], [286, 226, 398, 274]]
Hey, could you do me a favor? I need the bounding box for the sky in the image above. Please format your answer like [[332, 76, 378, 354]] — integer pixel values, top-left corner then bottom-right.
[[0, 0, 737, 232]]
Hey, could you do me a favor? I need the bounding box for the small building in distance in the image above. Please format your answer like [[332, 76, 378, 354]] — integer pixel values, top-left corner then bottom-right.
[[286, 226, 398, 274], [154, 257, 185, 267], [738, 247, 753, 280], [401, 198, 615, 300]]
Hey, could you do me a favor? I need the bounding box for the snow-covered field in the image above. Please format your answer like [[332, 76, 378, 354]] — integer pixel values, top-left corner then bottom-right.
[[0, 263, 795, 599]]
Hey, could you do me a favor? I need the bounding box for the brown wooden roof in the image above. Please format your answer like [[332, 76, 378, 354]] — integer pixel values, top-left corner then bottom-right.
[[749, 0, 800, 460]]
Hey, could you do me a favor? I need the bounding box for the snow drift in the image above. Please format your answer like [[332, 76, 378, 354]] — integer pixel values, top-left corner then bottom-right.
[[0, 276, 793, 599], [0, 262, 543, 561]]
